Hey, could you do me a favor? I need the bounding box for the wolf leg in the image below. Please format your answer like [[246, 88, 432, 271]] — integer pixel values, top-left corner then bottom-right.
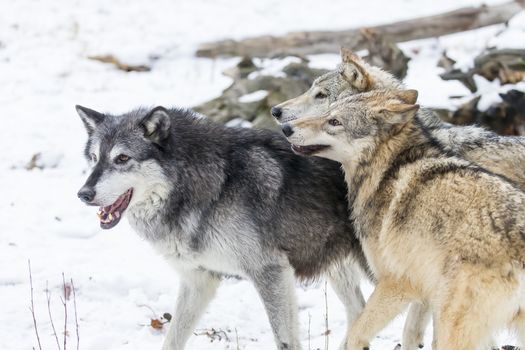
[[434, 268, 509, 350], [162, 269, 221, 350], [326, 260, 366, 350], [513, 312, 525, 348], [345, 279, 412, 350], [401, 302, 431, 350], [250, 264, 302, 350]]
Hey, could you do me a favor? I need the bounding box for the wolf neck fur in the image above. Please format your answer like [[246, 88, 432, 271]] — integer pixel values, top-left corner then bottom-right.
[[342, 114, 445, 238], [128, 121, 228, 242]]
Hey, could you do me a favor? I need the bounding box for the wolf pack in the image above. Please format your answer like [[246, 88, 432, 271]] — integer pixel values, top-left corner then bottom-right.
[[76, 48, 525, 350]]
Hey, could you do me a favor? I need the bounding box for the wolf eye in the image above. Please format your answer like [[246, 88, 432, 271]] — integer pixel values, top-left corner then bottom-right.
[[315, 92, 328, 99], [90, 153, 97, 162], [328, 119, 342, 127], [115, 154, 130, 164]]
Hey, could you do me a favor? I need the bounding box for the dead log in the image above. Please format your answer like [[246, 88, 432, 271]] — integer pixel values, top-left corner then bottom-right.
[[193, 59, 328, 129], [196, 1, 525, 58], [360, 28, 410, 79], [440, 49, 525, 92], [434, 90, 525, 136]]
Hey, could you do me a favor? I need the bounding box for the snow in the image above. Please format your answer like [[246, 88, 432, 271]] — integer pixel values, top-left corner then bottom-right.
[[1, 0, 523, 349], [238, 90, 269, 103], [248, 57, 303, 79]]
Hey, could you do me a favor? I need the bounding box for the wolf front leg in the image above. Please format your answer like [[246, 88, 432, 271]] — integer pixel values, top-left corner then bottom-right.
[[346, 279, 412, 350], [326, 259, 366, 350], [162, 269, 221, 350], [250, 264, 302, 350]]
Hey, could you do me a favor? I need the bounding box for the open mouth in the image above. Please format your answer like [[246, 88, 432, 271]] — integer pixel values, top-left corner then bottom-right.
[[97, 188, 133, 229], [291, 144, 330, 156]]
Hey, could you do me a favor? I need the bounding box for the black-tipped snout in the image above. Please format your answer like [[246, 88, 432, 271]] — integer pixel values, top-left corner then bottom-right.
[[271, 106, 282, 120], [281, 123, 294, 137], [77, 188, 95, 204]]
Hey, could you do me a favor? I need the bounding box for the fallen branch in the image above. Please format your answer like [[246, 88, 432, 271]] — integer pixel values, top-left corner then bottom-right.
[[87, 55, 151, 72], [196, 1, 525, 58], [440, 49, 525, 92]]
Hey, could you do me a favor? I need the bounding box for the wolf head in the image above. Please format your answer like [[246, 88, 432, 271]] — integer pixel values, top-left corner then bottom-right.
[[76, 105, 172, 229], [281, 89, 419, 163], [271, 48, 402, 124]]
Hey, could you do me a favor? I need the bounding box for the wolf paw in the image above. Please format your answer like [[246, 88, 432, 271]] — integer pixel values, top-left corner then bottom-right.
[[345, 342, 370, 350], [394, 343, 424, 350]]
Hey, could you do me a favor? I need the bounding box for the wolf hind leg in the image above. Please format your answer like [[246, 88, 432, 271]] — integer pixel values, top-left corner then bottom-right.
[[510, 307, 525, 347], [401, 301, 431, 350], [326, 259, 366, 350], [162, 269, 221, 350], [250, 263, 302, 350], [345, 278, 412, 350], [435, 267, 515, 350]]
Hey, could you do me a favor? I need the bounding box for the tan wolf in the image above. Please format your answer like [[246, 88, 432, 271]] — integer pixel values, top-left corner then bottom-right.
[[274, 48, 525, 349], [282, 88, 525, 350]]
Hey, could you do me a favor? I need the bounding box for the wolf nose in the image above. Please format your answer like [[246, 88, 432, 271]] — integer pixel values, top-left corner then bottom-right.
[[271, 106, 282, 120], [281, 124, 294, 137], [77, 188, 95, 203]]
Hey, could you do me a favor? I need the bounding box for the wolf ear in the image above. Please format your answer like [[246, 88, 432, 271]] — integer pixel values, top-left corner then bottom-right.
[[141, 106, 171, 144], [340, 47, 361, 64], [76, 105, 105, 135], [396, 89, 418, 104], [339, 48, 371, 91], [378, 103, 420, 125]]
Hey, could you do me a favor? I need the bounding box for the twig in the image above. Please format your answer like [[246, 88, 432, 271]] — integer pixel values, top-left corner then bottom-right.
[[61, 273, 68, 350], [235, 328, 240, 350], [194, 328, 230, 342], [324, 280, 329, 350], [308, 313, 312, 350], [46, 281, 61, 350], [137, 304, 158, 318], [71, 279, 79, 350], [28, 260, 43, 350]]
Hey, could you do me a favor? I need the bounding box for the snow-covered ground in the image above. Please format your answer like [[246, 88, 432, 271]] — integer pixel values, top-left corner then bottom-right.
[[1, 0, 524, 349]]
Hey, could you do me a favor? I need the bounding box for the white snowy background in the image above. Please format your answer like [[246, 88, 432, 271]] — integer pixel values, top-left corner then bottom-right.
[[1, 0, 524, 349]]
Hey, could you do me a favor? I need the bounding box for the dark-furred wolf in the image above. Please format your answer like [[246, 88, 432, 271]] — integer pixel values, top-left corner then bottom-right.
[[283, 89, 525, 350], [273, 48, 525, 350], [75, 105, 369, 350]]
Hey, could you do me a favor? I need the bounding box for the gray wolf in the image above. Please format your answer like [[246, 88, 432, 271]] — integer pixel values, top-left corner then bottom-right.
[[283, 89, 525, 350], [75, 105, 369, 350], [275, 48, 525, 349]]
